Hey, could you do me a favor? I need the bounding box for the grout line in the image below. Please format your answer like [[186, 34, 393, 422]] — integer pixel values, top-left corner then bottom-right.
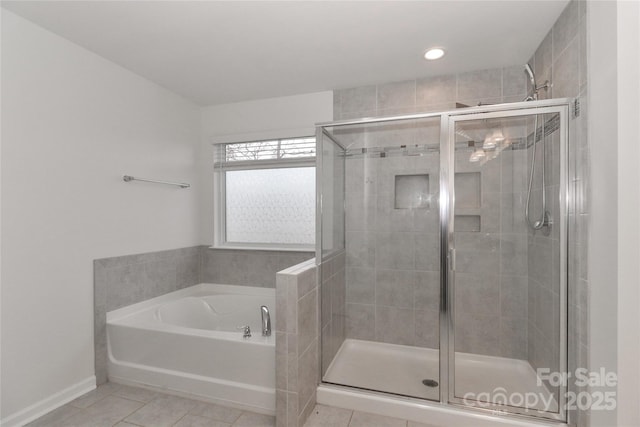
[[118, 417, 145, 427], [170, 411, 190, 427], [346, 409, 354, 426]]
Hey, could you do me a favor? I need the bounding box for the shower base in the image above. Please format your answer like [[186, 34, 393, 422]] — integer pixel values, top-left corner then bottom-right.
[[323, 339, 557, 414]]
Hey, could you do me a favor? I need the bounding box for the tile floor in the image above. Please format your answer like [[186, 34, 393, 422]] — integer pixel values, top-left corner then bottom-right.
[[26, 383, 275, 427], [304, 405, 440, 427], [27, 383, 439, 427]]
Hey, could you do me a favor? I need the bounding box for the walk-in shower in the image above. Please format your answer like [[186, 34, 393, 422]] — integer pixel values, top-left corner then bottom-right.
[[316, 98, 570, 424]]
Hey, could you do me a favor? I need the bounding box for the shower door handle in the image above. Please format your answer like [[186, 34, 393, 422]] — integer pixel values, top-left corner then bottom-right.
[[448, 248, 456, 271]]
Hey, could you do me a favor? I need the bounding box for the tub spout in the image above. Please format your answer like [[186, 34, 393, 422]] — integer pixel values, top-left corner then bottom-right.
[[261, 305, 271, 336]]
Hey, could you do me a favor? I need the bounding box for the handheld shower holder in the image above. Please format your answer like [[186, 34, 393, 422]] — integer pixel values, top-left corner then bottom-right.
[[534, 211, 553, 230]]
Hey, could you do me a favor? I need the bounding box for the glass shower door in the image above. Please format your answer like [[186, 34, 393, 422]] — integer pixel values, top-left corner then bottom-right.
[[318, 116, 443, 402], [445, 106, 568, 421]]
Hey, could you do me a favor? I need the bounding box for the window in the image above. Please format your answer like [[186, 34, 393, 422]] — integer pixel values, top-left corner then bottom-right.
[[213, 137, 316, 250]]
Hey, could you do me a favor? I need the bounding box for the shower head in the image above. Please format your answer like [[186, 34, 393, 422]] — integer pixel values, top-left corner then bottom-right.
[[524, 63, 536, 89], [523, 64, 541, 101]]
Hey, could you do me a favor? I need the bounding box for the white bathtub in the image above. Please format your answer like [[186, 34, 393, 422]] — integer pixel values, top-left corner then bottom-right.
[[107, 283, 276, 414]]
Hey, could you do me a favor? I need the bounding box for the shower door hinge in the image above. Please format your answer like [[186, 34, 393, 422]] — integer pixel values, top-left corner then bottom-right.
[[572, 98, 581, 118]]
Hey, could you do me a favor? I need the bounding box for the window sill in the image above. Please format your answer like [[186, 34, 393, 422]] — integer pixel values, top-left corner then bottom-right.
[[209, 244, 314, 253]]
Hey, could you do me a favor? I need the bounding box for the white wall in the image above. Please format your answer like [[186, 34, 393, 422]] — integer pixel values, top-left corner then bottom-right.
[[616, 1, 640, 426], [588, 1, 619, 426], [587, 1, 640, 425], [0, 10, 201, 424], [199, 92, 333, 243]]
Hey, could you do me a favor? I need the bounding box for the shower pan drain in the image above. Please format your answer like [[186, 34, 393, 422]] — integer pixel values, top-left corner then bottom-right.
[[422, 379, 439, 387]]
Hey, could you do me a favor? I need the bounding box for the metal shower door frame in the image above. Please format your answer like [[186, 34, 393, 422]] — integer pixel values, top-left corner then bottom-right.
[[440, 102, 569, 422], [315, 126, 347, 262]]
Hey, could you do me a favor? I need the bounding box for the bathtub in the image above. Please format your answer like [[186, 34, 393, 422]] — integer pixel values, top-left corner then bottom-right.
[[107, 283, 276, 414]]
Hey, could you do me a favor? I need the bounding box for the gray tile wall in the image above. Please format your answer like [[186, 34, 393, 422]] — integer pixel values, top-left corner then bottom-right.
[[320, 251, 346, 377], [525, 126, 562, 377], [94, 246, 202, 385], [275, 259, 319, 427], [334, 65, 528, 121], [453, 147, 529, 360], [528, 1, 589, 426], [201, 249, 313, 288], [342, 148, 441, 349], [334, 65, 531, 358], [94, 246, 312, 385]]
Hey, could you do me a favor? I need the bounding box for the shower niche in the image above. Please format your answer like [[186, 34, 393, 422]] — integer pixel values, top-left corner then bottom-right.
[[317, 100, 570, 423], [394, 174, 430, 209], [454, 172, 481, 232]]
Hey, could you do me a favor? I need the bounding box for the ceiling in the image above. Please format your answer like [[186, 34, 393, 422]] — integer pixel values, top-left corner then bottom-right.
[[2, 1, 569, 106]]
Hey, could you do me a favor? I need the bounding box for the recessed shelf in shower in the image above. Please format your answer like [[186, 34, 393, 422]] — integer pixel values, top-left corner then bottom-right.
[[394, 174, 430, 209]]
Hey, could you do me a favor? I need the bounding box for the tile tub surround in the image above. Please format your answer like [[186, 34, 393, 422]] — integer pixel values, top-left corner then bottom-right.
[[95, 246, 312, 385], [94, 246, 202, 385], [275, 258, 320, 427], [201, 249, 313, 288]]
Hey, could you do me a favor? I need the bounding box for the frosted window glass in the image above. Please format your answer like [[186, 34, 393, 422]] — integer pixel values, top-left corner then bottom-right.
[[225, 167, 315, 245]]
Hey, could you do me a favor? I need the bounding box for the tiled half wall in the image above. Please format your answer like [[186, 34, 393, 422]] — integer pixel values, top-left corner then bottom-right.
[[275, 258, 320, 427]]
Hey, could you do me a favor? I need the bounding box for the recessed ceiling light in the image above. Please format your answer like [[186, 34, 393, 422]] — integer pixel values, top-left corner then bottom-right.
[[424, 48, 445, 60]]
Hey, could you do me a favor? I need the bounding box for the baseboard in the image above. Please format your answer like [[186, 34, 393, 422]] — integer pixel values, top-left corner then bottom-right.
[[0, 376, 96, 427]]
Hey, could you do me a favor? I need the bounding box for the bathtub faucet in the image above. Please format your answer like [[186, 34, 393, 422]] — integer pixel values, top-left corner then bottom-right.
[[237, 325, 251, 338], [261, 305, 271, 337]]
